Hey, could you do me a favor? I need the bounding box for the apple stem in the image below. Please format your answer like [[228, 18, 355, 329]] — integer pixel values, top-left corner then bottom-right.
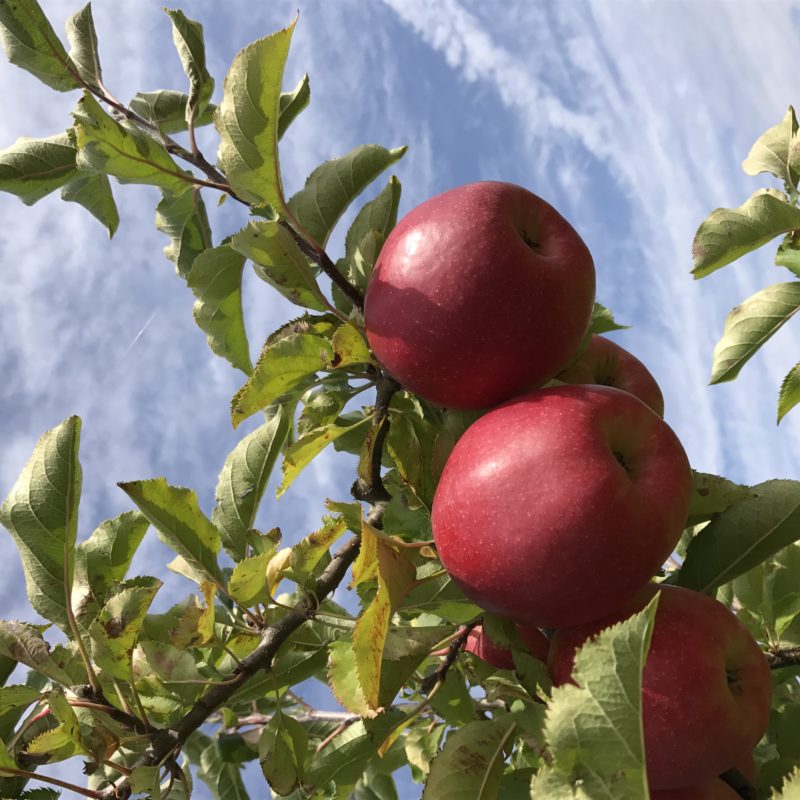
[[719, 767, 758, 799]]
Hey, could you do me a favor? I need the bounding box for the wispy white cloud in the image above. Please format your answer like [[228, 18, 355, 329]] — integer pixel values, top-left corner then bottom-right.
[[379, 0, 800, 483]]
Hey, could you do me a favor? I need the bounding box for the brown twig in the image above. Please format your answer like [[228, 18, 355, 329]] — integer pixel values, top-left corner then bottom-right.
[[719, 767, 758, 800], [279, 220, 366, 312], [766, 646, 800, 670], [420, 620, 480, 695]]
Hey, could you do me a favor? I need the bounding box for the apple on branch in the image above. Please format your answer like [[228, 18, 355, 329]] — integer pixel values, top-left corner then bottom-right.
[[432, 384, 692, 628], [549, 585, 771, 791], [364, 181, 596, 409], [558, 333, 665, 416]]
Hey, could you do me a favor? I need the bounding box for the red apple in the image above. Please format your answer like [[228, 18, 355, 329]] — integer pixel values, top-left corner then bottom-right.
[[558, 334, 665, 416], [464, 626, 514, 670], [549, 585, 771, 790], [431, 384, 692, 628], [462, 624, 550, 670], [364, 181, 595, 409], [650, 749, 754, 799]]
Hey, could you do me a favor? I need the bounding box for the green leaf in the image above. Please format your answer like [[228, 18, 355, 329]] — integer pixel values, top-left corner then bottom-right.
[[742, 106, 800, 188], [0, 0, 80, 91], [306, 710, 405, 788], [278, 73, 310, 140], [423, 717, 517, 800], [230, 324, 335, 427], [288, 144, 407, 248], [129, 90, 216, 134], [0, 686, 41, 714], [89, 576, 162, 680], [187, 243, 252, 374], [687, 470, 754, 524], [61, 170, 118, 236], [215, 18, 296, 208], [0, 416, 81, 633], [327, 639, 371, 716], [196, 739, 250, 800], [0, 132, 77, 204], [231, 220, 329, 311], [288, 516, 347, 583], [155, 188, 212, 280], [72, 92, 192, 193], [212, 406, 289, 560], [352, 768, 399, 800], [258, 712, 308, 795], [589, 301, 629, 334], [429, 669, 477, 726], [387, 410, 437, 507], [65, 3, 101, 88], [227, 552, 271, 607], [119, 478, 225, 586], [345, 176, 401, 267], [779, 362, 800, 423], [692, 190, 800, 279], [532, 598, 658, 799], [278, 417, 371, 497], [774, 768, 800, 800], [678, 479, 800, 592], [163, 8, 213, 126], [73, 510, 149, 626], [0, 621, 75, 685], [331, 323, 374, 368], [776, 232, 800, 277], [710, 282, 800, 383], [406, 724, 445, 780]]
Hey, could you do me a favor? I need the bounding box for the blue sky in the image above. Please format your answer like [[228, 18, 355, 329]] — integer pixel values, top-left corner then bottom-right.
[[2, 0, 800, 796]]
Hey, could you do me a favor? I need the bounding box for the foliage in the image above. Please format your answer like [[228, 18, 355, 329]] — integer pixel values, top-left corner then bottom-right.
[[693, 105, 800, 421], [0, 2, 798, 799]]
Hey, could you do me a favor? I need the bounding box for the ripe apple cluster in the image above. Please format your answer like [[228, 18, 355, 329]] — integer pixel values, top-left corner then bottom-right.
[[364, 181, 772, 792]]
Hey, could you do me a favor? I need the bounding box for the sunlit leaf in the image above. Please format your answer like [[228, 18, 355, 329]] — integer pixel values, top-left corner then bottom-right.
[[119, 478, 225, 586], [278, 73, 310, 140], [710, 282, 800, 383], [0, 0, 80, 91], [213, 406, 289, 560], [0, 416, 81, 633], [129, 90, 216, 134], [89, 576, 162, 680], [532, 598, 658, 799], [687, 470, 754, 524], [742, 106, 800, 187], [258, 712, 307, 795], [230, 320, 336, 427], [164, 8, 213, 126], [61, 170, 117, 235], [278, 416, 370, 497], [188, 243, 252, 374], [692, 190, 800, 279], [65, 3, 102, 88], [0, 132, 77, 204], [155, 188, 211, 279], [73, 93, 192, 193], [231, 220, 329, 311], [215, 18, 296, 209], [589, 301, 628, 334], [423, 717, 517, 800], [779, 362, 800, 423], [287, 143, 407, 248], [0, 622, 75, 685], [678, 479, 800, 592]]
